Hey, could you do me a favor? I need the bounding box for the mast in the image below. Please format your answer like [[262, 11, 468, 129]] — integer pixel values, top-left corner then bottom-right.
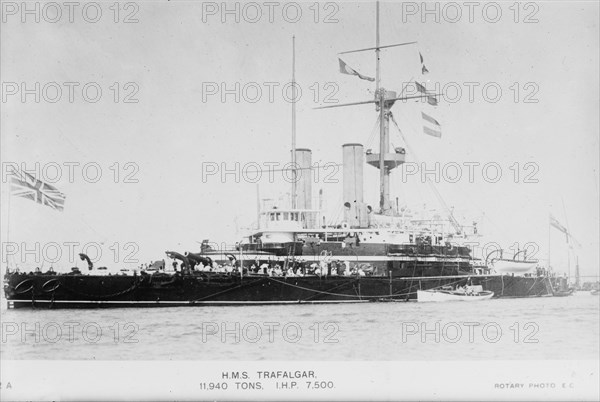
[[371, 1, 400, 215], [376, 1, 386, 213], [316, 1, 420, 216], [291, 35, 297, 209]]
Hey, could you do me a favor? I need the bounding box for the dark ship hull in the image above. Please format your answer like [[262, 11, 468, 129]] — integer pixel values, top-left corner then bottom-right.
[[3, 270, 552, 309]]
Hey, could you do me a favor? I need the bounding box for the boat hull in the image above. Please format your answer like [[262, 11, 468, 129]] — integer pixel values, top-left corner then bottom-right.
[[3, 271, 552, 309], [417, 289, 494, 302]]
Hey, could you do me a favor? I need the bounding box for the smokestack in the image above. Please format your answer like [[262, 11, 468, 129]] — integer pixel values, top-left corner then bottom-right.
[[342, 143, 367, 228], [294, 148, 312, 210]]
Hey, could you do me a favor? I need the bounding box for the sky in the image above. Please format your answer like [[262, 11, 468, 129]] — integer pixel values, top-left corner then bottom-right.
[[1, 1, 598, 280]]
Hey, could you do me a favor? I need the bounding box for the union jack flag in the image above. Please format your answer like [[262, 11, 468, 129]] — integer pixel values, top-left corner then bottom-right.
[[10, 167, 66, 211]]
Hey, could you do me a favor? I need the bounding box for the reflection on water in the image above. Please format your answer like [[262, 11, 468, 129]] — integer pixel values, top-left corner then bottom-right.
[[1, 294, 598, 360]]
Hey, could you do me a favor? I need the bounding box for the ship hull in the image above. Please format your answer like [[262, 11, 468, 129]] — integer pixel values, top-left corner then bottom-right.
[[3, 272, 552, 309]]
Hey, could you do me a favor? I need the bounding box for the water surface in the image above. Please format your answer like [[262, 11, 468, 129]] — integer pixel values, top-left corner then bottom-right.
[[1, 294, 598, 360]]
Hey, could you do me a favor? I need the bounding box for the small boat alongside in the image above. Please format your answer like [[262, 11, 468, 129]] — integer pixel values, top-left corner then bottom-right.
[[417, 285, 494, 302], [552, 288, 574, 297]]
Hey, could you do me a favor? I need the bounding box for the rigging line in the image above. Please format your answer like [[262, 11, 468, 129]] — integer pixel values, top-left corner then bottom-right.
[[394, 105, 513, 239], [560, 198, 573, 278], [266, 276, 402, 299], [390, 112, 459, 231], [364, 114, 381, 151], [391, 77, 415, 145], [191, 278, 266, 303], [398, 76, 415, 97], [380, 75, 414, 201], [329, 196, 344, 226], [389, 111, 422, 166], [331, 209, 342, 226], [74, 211, 110, 244], [298, 279, 361, 302], [390, 108, 508, 239], [397, 106, 501, 235], [387, 111, 428, 209], [59, 278, 142, 299], [561, 197, 576, 246], [268, 275, 471, 299]]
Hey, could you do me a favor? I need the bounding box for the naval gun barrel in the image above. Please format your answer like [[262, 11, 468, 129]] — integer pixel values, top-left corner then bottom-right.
[[185, 252, 213, 267], [78, 253, 93, 270], [165, 251, 190, 269]]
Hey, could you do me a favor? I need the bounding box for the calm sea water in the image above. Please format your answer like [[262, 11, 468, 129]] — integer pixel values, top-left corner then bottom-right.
[[1, 293, 598, 360]]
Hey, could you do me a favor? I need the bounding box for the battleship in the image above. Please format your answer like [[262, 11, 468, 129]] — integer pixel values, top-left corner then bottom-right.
[[2, 2, 559, 309]]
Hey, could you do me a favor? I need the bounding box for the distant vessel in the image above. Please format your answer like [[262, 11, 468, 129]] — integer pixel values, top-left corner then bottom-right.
[[417, 286, 494, 302], [3, 2, 554, 309]]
